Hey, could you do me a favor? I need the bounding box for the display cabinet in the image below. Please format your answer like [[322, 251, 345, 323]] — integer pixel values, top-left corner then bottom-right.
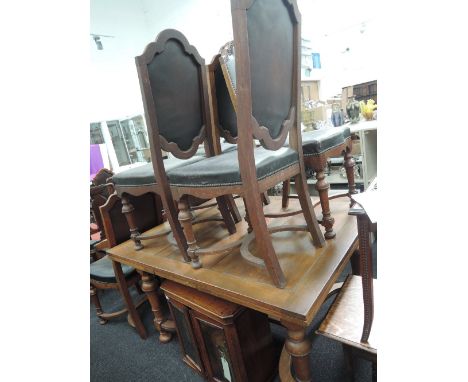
[[161, 280, 279, 382]]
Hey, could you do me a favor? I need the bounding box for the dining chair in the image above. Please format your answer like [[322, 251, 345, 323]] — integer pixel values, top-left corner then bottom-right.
[[90, 192, 164, 339], [90, 168, 114, 261], [111, 32, 242, 262], [155, 0, 325, 288], [316, 185, 377, 381], [90, 168, 114, 241], [215, 39, 357, 240], [281, 127, 357, 239]]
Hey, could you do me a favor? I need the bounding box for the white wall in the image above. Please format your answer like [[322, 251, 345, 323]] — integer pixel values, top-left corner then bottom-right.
[[90, 0, 377, 122], [90, 0, 233, 123], [298, 0, 377, 99]]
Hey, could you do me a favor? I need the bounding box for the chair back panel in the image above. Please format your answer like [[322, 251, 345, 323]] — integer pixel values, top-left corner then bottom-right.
[[148, 40, 203, 152], [247, 0, 295, 144], [214, 57, 238, 142], [138, 30, 208, 159]]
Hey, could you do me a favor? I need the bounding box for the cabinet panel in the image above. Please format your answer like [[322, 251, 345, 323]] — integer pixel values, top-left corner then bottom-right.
[[168, 299, 204, 374]]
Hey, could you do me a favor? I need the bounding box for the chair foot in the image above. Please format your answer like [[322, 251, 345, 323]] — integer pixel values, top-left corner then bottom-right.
[[98, 316, 108, 325], [190, 254, 202, 269], [178, 199, 202, 269], [325, 229, 336, 240]]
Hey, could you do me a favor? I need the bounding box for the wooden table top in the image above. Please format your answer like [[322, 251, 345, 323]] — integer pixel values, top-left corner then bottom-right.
[[107, 196, 358, 327]]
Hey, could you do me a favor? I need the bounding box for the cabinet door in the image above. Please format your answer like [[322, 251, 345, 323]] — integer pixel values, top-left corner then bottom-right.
[[190, 312, 236, 382], [167, 299, 204, 375]]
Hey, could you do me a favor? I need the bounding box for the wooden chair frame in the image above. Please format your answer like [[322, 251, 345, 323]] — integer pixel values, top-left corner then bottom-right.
[[90, 192, 148, 339], [216, 38, 357, 240], [161, 0, 325, 289], [282, 137, 357, 239], [116, 29, 241, 262]]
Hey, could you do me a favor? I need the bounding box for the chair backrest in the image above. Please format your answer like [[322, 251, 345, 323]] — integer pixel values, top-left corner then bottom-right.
[[231, 0, 300, 151], [91, 168, 114, 187], [208, 51, 239, 145], [90, 169, 114, 239], [99, 192, 164, 248], [135, 29, 213, 160]]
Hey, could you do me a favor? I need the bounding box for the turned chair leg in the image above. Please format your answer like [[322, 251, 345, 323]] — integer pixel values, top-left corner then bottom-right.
[[314, 168, 336, 239], [344, 146, 357, 196], [90, 285, 107, 325], [295, 172, 326, 248], [178, 198, 201, 269], [121, 196, 143, 251], [281, 179, 290, 209], [216, 196, 237, 234], [225, 194, 242, 223]]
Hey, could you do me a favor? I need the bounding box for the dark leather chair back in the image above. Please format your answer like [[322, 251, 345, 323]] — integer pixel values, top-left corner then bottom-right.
[[136, 29, 212, 159], [231, 0, 300, 150]]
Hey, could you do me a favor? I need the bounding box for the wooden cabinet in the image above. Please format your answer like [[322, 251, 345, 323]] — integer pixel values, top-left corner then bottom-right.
[[161, 280, 279, 382]]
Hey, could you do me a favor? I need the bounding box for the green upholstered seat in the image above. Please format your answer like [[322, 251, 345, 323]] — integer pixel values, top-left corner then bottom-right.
[[167, 146, 298, 188], [301, 126, 350, 157], [90, 255, 135, 283]]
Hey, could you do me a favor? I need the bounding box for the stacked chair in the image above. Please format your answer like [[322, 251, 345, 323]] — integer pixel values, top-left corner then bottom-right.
[[128, 0, 327, 289], [111, 31, 242, 260], [90, 168, 114, 261], [109, 0, 367, 289], [214, 39, 357, 241]]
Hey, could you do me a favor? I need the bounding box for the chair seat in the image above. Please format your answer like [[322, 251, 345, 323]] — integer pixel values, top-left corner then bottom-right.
[[316, 275, 377, 354], [301, 126, 350, 157], [112, 142, 240, 187], [167, 146, 298, 188], [90, 255, 136, 283], [90, 239, 101, 250], [111, 156, 205, 187]]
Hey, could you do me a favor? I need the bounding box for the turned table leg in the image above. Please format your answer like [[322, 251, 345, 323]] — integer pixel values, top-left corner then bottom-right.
[[140, 272, 173, 343], [121, 195, 143, 250], [283, 322, 312, 382]]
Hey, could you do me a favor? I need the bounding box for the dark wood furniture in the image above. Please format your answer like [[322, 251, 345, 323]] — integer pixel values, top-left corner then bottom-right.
[[317, 186, 377, 381], [107, 195, 359, 381], [282, 127, 357, 239], [112, 29, 241, 264], [90, 192, 149, 338], [161, 280, 279, 381], [213, 39, 356, 241], [165, 0, 325, 289], [90, 168, 114, 241]]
